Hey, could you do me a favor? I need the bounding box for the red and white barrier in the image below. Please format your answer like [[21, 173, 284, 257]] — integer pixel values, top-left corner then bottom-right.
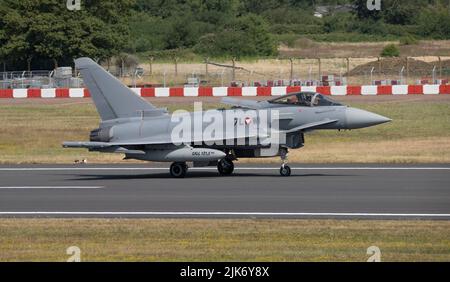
[[1, 85, 449, 98]]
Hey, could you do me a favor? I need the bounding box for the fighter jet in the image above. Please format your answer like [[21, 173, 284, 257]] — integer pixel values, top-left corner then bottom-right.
[[63, 58, 391, 177]]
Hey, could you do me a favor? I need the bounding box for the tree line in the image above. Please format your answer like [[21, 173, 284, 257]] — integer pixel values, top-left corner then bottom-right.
[[0, 0, 449, 70]]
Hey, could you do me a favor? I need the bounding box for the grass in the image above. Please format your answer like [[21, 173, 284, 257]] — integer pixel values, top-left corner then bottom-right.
[[294, 100, 450, 164], [0, 98, 448, 262], [0, 219, 449, 262], [0, 97, 449, 164]]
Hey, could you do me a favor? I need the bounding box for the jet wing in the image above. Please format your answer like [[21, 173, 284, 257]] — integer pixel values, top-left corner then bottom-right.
[[221, 97, 263, 109], [282, 119, 338, 133], [63, 142, 146, 154], [63, 131, 266, 149], [63, 141, 112, 149]]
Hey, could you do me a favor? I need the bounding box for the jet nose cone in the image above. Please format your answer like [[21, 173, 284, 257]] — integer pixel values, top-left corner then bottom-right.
[[346, 107, 391, 129]]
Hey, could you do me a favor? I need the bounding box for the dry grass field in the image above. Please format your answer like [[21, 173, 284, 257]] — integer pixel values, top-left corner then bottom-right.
[[0, 219, 449, 262], [278, 39, 450, 58], [129, 40, 450, 86], [0, 96, 449, 164]]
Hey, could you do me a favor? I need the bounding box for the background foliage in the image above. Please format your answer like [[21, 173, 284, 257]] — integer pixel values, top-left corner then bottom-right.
[[0, 0, 449, 69]]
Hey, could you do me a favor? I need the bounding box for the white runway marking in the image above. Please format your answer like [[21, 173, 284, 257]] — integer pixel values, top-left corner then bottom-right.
[[0, 167, 449, 171], [0, 212, 449, 218], [0, 186, 103, 189]]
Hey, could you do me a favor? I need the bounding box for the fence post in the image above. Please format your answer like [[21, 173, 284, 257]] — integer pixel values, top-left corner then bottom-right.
[[232, 57, 236, 82], [121, 57, 124, 78], [174, 56, 179, 77], [318, 58, 321, 81], [400, 66, 405, 84], [438, 56, 442, 79], [163, 70, 167, 88], [149, 56, 154, 76], [27, 57, 32, 72], [346, 58, 350, 76], [432, 66, 436, 83], [378, 57, 382, 75], [405, 56, 409, 84], [205, 57, 209, 81], [289, 58, 294, 81], [370, 67, 375, 85]]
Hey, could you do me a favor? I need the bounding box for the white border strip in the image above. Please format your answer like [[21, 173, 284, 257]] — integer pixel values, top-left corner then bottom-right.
[[0, 167, 449, 171], [0, 211, 449, 218]]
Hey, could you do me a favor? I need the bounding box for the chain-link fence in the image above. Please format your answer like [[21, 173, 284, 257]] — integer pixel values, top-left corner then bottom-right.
[[0, 69, 83, 89], [1, 56, 449, 89], [116, 56, 450, 88]]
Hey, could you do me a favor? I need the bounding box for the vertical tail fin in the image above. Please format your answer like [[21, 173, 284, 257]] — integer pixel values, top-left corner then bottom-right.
[[75, 57, 155, 121]]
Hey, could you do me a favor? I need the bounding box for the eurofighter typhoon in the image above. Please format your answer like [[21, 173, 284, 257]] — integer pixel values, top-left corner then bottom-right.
[[63, 58, 391, 177]]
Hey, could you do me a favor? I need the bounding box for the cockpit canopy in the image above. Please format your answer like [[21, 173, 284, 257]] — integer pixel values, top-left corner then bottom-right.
[[268, 92, 344, 107]]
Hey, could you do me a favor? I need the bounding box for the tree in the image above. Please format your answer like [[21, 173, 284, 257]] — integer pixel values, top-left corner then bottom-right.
[[0, 0, 134, 70], [235, 14, 277, 56], [381, 44, 400, 57], [417, 7, 450, 39], [194, 14, 277, 58]]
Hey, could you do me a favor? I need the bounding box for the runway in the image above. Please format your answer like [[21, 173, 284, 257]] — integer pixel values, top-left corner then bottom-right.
[[0, 164, 449, 219]]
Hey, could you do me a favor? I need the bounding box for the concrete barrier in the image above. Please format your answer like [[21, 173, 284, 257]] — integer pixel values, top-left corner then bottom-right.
[[1, 85, 449, 98]]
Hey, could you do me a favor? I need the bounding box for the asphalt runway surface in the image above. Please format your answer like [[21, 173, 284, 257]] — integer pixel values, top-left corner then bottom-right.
[[0, 164, 449, 219]]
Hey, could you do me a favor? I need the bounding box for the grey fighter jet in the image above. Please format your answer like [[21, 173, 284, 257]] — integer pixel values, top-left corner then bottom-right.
[[63, 58, 391, 177]]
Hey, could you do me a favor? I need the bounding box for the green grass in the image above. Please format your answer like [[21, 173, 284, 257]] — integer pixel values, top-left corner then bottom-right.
[[0, 98, 449, 164], [313, 101, 450, 141], [0, 219, 449, 262]]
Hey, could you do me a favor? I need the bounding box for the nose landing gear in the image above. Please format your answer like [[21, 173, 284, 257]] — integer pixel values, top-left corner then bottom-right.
[[279, 148, 291, 177]]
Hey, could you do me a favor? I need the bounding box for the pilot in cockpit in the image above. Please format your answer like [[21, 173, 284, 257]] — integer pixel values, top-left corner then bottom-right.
[[287, 95, 299, 105]]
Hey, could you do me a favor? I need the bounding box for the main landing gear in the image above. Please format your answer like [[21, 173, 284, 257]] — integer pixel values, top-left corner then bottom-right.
[[170, 162, 188, 178], [279, 148, 291, 177], [217, 158, 234, 176]]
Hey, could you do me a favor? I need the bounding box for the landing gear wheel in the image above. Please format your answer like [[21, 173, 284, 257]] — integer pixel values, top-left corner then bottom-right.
[[280, 165, 291, 177], [218, 159, 234, 176], [279, 147, 291, 176], [170, 162, 188, 178]]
